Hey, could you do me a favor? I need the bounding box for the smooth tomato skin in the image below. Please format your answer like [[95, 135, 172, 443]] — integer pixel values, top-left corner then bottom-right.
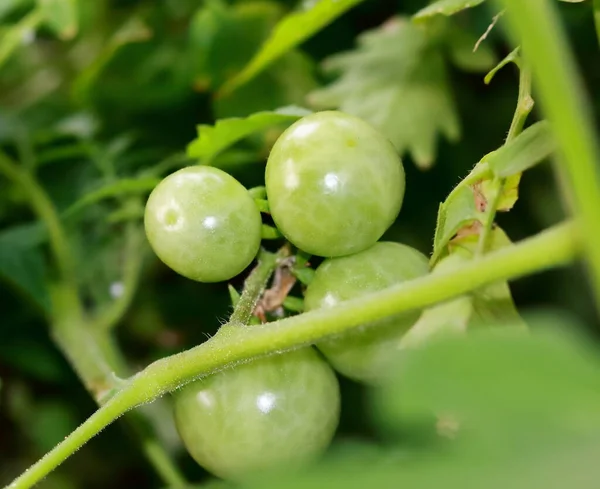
[[173, 347, 340, 480], [265, 111, 405, 257], [144, 166, 262, 283], [304, 242, 429, 383]]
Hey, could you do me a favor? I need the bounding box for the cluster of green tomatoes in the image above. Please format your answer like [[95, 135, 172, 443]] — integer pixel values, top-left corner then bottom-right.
[[144, 112, 429, 480]]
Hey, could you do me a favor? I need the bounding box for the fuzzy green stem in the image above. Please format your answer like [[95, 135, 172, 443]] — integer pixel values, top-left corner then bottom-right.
[[49, 283, 119, 399], [228, 250, 278, 325], [124, 415, 187, 488], [477, 62, 533, 255], [506, 62, 533, 142], [0, 151, 185, 487], [497, 0, 600, 312], [476, 176, 505, 256], [0, 152, 76, 287], [6, 220, 580, 489]]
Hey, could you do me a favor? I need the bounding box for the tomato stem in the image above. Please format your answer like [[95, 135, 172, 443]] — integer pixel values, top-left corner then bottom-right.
[[228, 249, 279, 325], [498, 0, 600, 314], [0, 151, 77, 288], [0, 150, 187, 488], [477, 61, 533, 256], [6, 220, 579, 489]]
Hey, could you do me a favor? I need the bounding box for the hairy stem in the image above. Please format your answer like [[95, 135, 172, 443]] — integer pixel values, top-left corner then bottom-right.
[[228, 249, 278, 325], [506, 62, 533, 142], [0, 151, 185, 487], [6, 221, 580, 489], [476, 176, 505, 255], [477, 62, 533, 255], [498, 0, 600, 312], [49, 283, 119, 398], [0, 152, 76, 287]]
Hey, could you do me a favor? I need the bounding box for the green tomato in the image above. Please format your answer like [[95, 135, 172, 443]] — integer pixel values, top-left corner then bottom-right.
[[173, 348, 340, 480], [304, 242, 429, 383], [144, 166, 262, 283], [265, 111, 405, 257]]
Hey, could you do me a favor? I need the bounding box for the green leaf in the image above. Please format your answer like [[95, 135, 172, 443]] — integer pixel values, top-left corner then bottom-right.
[[309, 17, 461, 169], [72, 16, 152, 103], [0, 0, 33, 21], [413, 0, 581, 21], [0, 8, 44, 71], [214, 50, 318, 119], [186, 106, 310, 162], [432, 185, 481, 262], [484, 47, 520, 84], [0, 223, 50, 312], [414, 0, 487, 20], [400, 293, 475, 349], [219, 0, 366, 95], [282, 296, 304, 313], [189, 1, 318, 118], [403, 229, 525, 349], [449, 228, 527, 328], [228, 284, 241, 307], [63, 177, 161, 219], [485, 121, 556, 178], [376, 328, 600, 452], [37, 0, 78, 40], [431, 115, 547, 264], [189, 0, 283, 90]]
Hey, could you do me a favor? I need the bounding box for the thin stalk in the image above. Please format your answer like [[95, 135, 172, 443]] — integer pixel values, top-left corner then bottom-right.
[[6, 220, 580, 489], [476, 176, 505, 255], [0, 151, 186, 486], [498, 0, 600, 312], [228, 249, 278, 325], [49, 283, 118, 398], [477, 62, 533, 255], [506, 62, 534, 142], [0, 152, 76, 287]]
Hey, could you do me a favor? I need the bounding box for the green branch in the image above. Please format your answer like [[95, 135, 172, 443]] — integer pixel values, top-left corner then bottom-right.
[[497, 0, 600, 312], [6, 220, 580, 489], [228, 249, 278, 325], [506, 61, 533, 142], [0, 150, 186, 487], [0, 152, 76, 288], [477, 62, 533, 255]]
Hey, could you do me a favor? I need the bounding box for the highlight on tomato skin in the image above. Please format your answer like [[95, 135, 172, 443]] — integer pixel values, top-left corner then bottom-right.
[[265, 111, 405, 258], [172, 347, 341, 480], [144, 166, 263, 283], [304, 242, 430, 383]]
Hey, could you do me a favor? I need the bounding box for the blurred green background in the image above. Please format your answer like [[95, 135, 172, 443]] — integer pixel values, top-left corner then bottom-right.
[[0, 0, 599, 487]]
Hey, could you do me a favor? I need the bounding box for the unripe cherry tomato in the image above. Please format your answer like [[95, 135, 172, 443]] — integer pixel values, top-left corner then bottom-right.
[[173, 347, 340, 480], [265, 111, 405, 257], [304, 242, 429, 383], [144, 166, 262, 283]]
